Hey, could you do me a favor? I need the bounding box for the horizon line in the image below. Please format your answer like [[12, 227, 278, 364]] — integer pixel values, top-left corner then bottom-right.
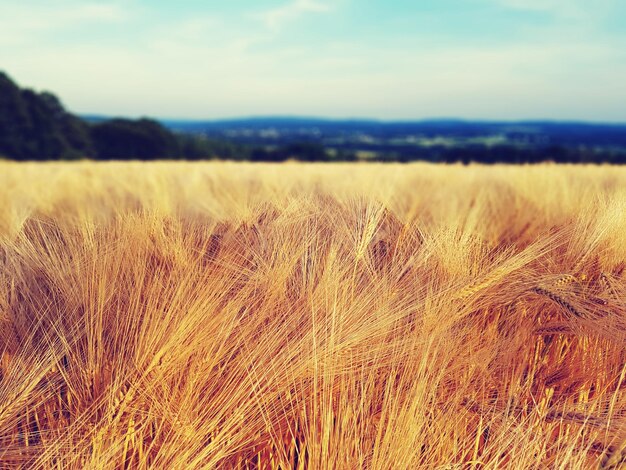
[[81, 114, 626, 127]]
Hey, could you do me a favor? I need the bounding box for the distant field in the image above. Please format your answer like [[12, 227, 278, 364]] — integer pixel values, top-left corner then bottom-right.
[[0, 162, 624, 469]]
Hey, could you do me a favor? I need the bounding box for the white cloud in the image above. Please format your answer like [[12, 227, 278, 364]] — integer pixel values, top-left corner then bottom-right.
[[0, 2, 127, 46], [493, 0, 613, 21], [5, 34, 624, 122], [1, 1, 624, 121], [497, 0, 575, 12], [61, 3, 126, 22], [258, 0, 331, 31]]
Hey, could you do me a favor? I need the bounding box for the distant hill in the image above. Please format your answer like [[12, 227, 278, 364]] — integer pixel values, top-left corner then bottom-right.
[[160, 116, 626, 163], [162, 116, 626, 148]]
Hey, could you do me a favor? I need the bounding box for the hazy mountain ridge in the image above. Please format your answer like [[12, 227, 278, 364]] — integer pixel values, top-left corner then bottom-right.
[[160, 116, 626, 163], [162, 117, 626, 148]]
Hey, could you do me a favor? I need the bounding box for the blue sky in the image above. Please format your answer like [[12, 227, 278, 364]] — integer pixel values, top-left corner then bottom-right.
[[1, 0, 625, 121]]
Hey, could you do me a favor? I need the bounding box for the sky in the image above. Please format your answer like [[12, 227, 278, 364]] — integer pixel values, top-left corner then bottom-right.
[[1, 0, 625, 121]]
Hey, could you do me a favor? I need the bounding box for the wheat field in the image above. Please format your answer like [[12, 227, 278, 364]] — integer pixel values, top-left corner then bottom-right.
[[0, 161, 624, 469]]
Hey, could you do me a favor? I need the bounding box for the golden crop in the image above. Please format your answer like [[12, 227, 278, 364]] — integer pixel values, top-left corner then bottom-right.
[[0, 161, 624, 469]]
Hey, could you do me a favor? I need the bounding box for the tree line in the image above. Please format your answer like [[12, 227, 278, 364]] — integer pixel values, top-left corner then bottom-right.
[[2, 71, 625, 163], [0, 71, 347, 162], [0, 72, 217, 160]]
